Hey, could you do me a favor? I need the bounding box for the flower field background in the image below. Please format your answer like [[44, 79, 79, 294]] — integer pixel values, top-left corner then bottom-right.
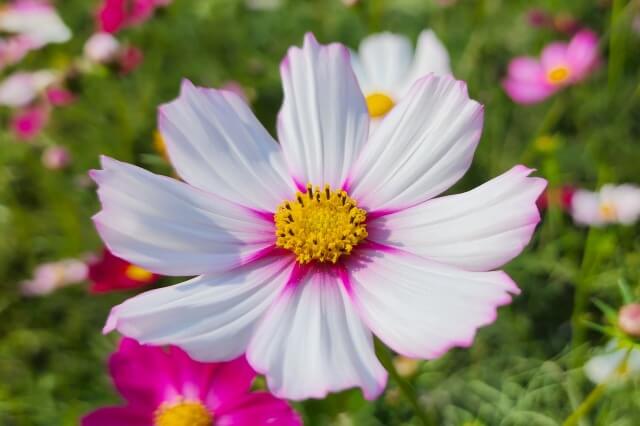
[[1, 0, 640, 425]]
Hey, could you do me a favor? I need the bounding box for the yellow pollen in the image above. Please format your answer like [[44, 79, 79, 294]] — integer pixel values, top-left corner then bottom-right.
[[154, 399, 212, 426], [599, 202, 617, 221], [547, 66, 571, 84], [365, 92, 395, 117], [154, 130, 169, 161], [125, 265, 154, 282], [274, 184, 368, 264]]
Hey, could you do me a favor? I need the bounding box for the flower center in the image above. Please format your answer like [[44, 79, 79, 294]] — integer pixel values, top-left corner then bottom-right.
[[125, 264, 154, 282], [274, 184, 368, 264], [365, 92, 394, 117], [154, 399, 212, 426], [547, 66, 571, 85], [599, 201, 617, 221]]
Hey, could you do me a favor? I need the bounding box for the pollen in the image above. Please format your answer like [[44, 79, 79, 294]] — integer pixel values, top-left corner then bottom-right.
[[365, 92, 395, 117], [547, 66, 571, 85], [274, 184, 368, 264], [125, 264, 154, 282], [599, 201, 617, 221], [154, 399, 212, 426]]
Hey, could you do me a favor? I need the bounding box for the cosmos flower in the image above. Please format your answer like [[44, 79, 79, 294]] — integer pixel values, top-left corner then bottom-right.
[[351, 30, 450, 119], [585, 340, 640, 384], [0, 70, 57, 107], [88, 248, 159, 293], [41, 145, 71, 170], [536, 185, 575, 212], [11, 105, 48, 140], [84, 32, 121, 63], [97, 0, 172, 34], [0, 0, 71, 63], [82, 338, 301, 426], [94, 34, 546, 400], [619, 304, 640, 338], [571, 184, 640, 226], [21, 258, 88, 296], [503, 29, 599, 104]]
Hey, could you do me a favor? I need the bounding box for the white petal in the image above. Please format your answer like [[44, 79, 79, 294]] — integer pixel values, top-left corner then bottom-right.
[[348, 75, 483, 212], [584, 342, 640, 384], [104, 255, 295, 361], [356, 32, 413, 95], [159, 80, 296, 211], [277, 33, 369, 189], [346, 248, 518, 359], [0, 3, 71, 45], [92, 156, 276, 276], [399, 30, 451, 95], [571, 189, 602, 226], [368, 166, 546, 271], [247, 268, 387, 400]]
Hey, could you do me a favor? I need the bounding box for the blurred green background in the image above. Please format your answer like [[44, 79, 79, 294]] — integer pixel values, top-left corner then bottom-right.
[[1, 0, 640, 424]]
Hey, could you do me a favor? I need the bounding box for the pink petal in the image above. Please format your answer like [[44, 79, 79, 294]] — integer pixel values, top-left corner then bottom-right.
[[502, 78, 555, 104], [567, 29, 599, 80], [540, 42, 569, 71], [81, 406, 151, 426], [201, 356, 255, 410], [216, 393, 302, 426]]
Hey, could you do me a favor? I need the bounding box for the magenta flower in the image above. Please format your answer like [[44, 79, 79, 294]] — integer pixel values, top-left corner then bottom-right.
[[41, 145, 71, 170], [82, 338, 301, 426], [11, 106, 48, 140], [503, 29, 599, 104], [97, 0, 172, 34], [94, 34, 545, 400]]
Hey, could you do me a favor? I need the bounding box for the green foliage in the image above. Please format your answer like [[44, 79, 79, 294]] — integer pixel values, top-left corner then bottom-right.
[[1, 0, 639, 425]]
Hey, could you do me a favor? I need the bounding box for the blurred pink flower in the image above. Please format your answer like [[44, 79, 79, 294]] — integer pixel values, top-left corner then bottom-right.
[[42, 145, 71, 170], [82, 338, 301, 426], [84, 32, 120, 63], [571, 184, 640, 226], [0, 70, 56, 107], [0, 35, 37, 70], [0, 1, 71, 53], [21, 259, 88, 296], [503, 29, 599, 104], [97, 0, 172, 33], [46, 87, 75, 106], [11, 106, 48, 140], [619, 304, 640, 338], [88, 248, 159, 293], [118, 45, 144, 74]]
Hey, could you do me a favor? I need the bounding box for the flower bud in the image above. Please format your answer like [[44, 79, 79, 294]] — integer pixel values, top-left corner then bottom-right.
[[619, 303, 640, 337]]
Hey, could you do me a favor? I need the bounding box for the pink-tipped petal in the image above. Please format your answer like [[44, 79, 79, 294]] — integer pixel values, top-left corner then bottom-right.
[[277, 33, 369, 189], [159, 80, 296, 212], [81, 406, 151, 426], [349, 74, 483, 212], [567, 29, 599, 80], [92, 156, 276, 276], [247, 268, 387, 401], [346, 249, 519, 359], [104, 256, 294, 362], [368, 165, 547, 271]]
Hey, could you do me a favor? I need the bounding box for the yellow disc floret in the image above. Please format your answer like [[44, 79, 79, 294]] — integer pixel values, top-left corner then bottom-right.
[[124, 264, 154, 282], [365, 92, 395, 117], [275, 184, 368, 264], [154, 399, 212, 426], [547, 65, 571, 85]]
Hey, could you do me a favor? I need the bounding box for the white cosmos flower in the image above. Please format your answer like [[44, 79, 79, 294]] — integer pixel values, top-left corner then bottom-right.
[[571, 184, 640, 226], [0, 0, 71, 47], [584, 341, 640, 384], [94, 33, 546, 400], [351, 30, 450, 119], [0, 70, 56, 107]]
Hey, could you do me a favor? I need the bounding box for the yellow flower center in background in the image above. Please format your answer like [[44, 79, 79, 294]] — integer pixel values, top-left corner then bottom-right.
[[365, 92, 395, 117], [547, 66, 571, 85], [154, 130, 169, 161], [154, 400, 212, 426], [275, 184, 368, 264], [125, 265, 154, 282], [599, 201, 617, 221]]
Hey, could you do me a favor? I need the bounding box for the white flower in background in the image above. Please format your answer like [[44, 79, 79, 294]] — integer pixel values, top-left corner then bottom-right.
[[21, 259, 88, 296], [351, 30, 451, 119], [571, 184, 640, 226], [94, 34, 544, 400], [84, 32, 120, 64], [0, 70, 57, 107], [0, 0, 71, 47], [585, 341, 640, 384]]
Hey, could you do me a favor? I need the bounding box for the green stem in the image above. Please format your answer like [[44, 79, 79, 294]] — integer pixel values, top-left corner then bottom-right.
[[562, 348, 632, 426], [375, 339, 432, 426], [520, 96, 565, 164], [608, 0, 627, 91]]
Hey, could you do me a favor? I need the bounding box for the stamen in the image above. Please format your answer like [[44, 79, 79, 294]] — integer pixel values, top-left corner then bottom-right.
[[365, 92, 395, 117], [154, 398, 212, 426], [274, 184, 368, 264], [547, 66, 571, 85]]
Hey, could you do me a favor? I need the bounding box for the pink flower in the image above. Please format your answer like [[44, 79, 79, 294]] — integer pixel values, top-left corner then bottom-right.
[[94, 34, 546, 400], [571, 184, 640, 226], [84, 32, 120, 63], [21, 259, 88, 296], [619, 304, 640, 338], [46, 87, 75, 106], [0, 70, 56, 107], [82, 338, 301, 426], [503, 29, 599, 104], [88, 248, 159, 293], [536, 185, 575, 212], [11, 106, 48, 140], [119, 45, 144, 74], [97, 0, 172, 33], [41, 145, 71, 169]]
